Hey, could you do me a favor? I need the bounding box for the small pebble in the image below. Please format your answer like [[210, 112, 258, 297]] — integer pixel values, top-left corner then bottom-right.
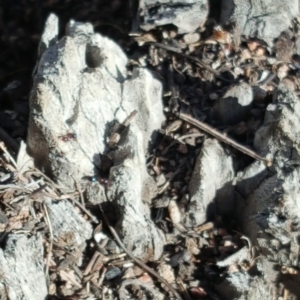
[[209, 93, 218, 100], [183, 32, 201, 44], [105, 267, 121, 280]]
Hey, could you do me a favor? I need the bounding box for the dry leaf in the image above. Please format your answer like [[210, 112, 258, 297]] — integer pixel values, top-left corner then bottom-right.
[[168, 200, 181, 224], [212, 26, 232, 44], [16, 141, 34, 173]]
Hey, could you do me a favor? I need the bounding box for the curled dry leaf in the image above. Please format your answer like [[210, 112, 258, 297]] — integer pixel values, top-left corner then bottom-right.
[[168, 200, 181, 224]]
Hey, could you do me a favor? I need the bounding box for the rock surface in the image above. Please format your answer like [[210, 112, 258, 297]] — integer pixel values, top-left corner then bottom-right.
[[221, 0, 299, 47], [185, 138, 235, 227], [27, 14, 166, 261], [138, 0, 209, 34], [0, 234, 47, 300], [216, 84, 300, 298], [210, 82, 253, 126]]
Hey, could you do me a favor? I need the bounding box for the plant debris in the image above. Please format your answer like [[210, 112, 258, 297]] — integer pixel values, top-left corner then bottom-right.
[[1, 1, 300, 300]]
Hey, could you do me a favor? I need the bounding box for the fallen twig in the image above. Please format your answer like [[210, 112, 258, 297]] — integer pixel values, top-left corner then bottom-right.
[[178, 113, 272, 166], [0, 142, 18, 169], [43, 203, 53, 276], [100, 204, 183, 300], [68, 196, 98, 224], [177, 278, 192, 300]]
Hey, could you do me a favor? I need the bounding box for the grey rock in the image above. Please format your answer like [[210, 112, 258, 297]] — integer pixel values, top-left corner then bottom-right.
[[185, 138, 235, 227], [139, 0, 209, 34], [221, 0, 299, 47], [0, 234, 47, 300], [27, 14, 165, 260], [210, 82, 253, 126]]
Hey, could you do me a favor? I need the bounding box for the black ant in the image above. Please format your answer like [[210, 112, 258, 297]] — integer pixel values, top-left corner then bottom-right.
[[59, 133, 77, 142]]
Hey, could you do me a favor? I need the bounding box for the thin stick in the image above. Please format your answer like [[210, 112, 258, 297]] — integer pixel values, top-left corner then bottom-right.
[[68, 196, 98, 224], [283, 288, 289, 300], [0, 142, 18, 169], [84, 252, 101, 276], [122, 110, 138, 127], [177, 278, 192, 300], [178, 113, 272, 166], [74, 177, 84, 206], [98, 266, 107, 287], [100, 205, 183, 300], [43, 203, 53, 276]]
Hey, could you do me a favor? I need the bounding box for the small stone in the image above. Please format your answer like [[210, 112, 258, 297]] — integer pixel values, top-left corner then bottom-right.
[[0, 212, 8, 225], [209, 93, 218, 100], [183, 32, 201, 45], [105, 267, 121, 280]]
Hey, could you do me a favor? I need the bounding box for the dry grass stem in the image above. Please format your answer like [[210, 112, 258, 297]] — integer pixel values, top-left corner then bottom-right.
[[0, 142, 18, 169], [178, 113, 272, 166], [43, 203, 53, 276]]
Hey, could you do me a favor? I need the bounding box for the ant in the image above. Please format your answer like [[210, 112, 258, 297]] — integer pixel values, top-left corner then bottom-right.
[[91, 176, 110, 186], [59, 133, 77, 142], [99, 178, 109, 186]]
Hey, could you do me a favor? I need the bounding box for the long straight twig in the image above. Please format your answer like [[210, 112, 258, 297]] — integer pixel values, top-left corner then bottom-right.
[[0, 142, 18, 169], [43, 203, 53, 276], [178, 113, 272, 166], [68, 196, 98, 224], [99, 205, 183, 300]]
